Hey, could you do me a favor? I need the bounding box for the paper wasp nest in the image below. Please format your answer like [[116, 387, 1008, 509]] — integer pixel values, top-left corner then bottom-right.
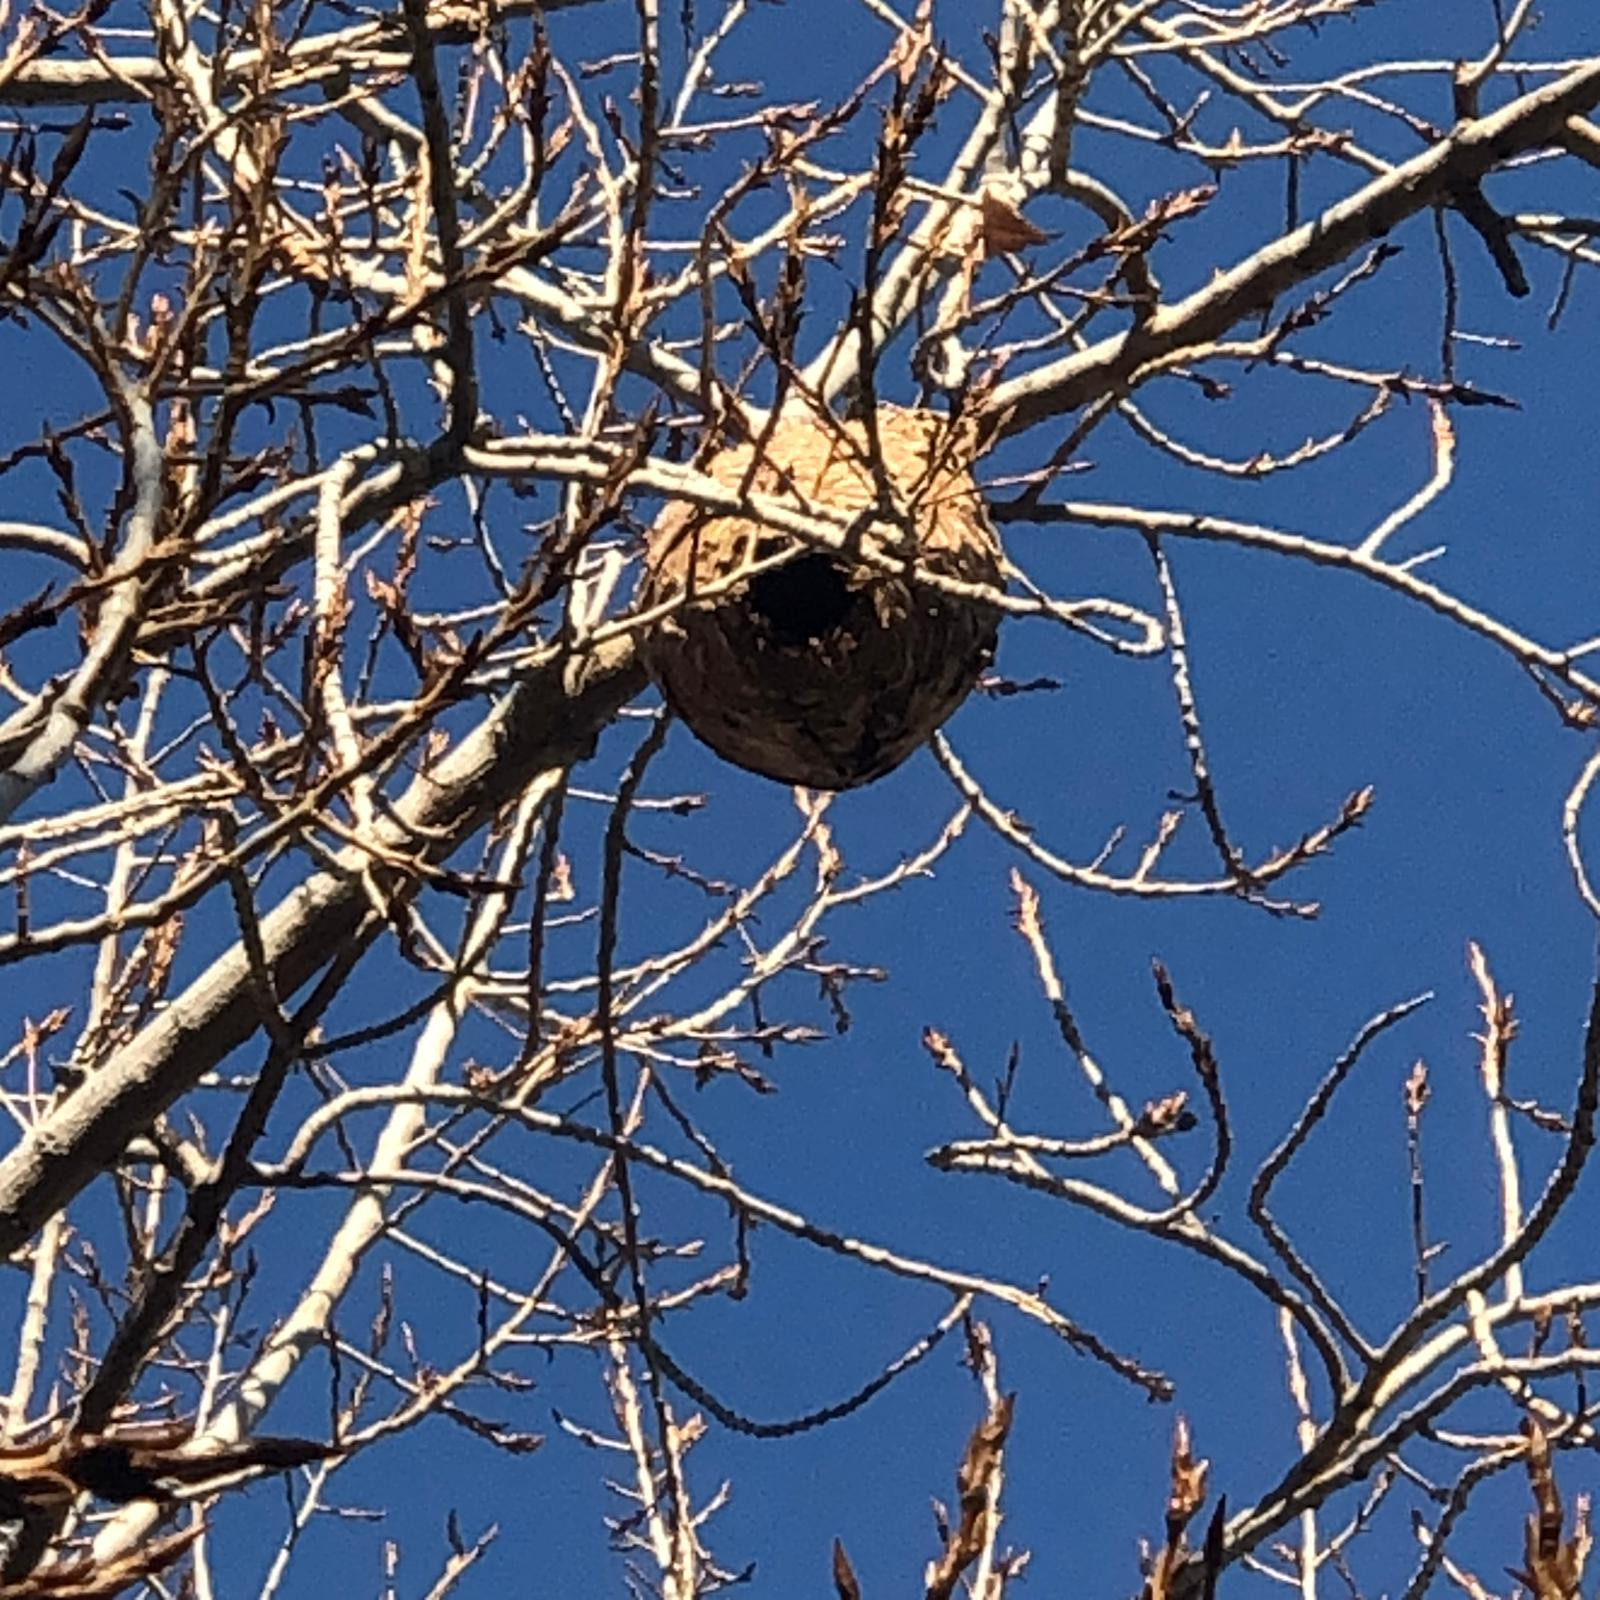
[[640, 407, 1002, 789]]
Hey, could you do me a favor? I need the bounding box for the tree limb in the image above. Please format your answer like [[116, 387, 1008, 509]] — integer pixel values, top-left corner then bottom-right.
[[0, 635, 645, 1258], [988, 59, 1600, 438]]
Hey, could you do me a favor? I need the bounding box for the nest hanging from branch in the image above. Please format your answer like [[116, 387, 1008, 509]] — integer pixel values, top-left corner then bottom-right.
[[639, 406, 1003, 790]]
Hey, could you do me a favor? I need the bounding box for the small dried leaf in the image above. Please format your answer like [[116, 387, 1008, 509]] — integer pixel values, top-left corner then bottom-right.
[[979, 190, 1051, 257]]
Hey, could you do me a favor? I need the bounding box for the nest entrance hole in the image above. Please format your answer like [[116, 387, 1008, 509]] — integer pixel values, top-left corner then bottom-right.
[[747, 541, 855, 646]]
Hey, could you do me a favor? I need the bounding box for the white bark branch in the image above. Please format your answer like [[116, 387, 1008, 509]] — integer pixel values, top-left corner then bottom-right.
[[0, 635, 645, 1257]]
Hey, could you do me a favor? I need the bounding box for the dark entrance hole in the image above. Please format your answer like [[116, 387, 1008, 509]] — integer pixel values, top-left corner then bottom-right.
[[747, 548, 854, 646]]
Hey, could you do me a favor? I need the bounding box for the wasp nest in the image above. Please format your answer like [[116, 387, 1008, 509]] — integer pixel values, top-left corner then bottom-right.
[[640, 406, 1002, 789]]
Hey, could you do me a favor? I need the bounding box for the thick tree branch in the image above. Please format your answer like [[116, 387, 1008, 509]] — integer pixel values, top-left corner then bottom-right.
[[989, 59, 1600, 437], [0, 636, 645, 1258]]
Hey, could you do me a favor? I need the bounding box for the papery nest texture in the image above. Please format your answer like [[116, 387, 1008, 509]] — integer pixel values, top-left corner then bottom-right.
[[640, 406, 1003, 790]]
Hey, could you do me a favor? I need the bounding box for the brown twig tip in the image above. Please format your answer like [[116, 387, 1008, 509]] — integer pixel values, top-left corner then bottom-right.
[[1142, 1417, 1212, 1600], [1345, 786, 1376, 823], [1468, 942, 1520, 1096], [1008, 869, 1042, 939], [1137, 1091, 1196, 1137], [1167, 1416, 1210, 1531], [957, 1392, 1016, 1502], [832, 1538, 863, 1600], [1151, 960, 1180, 1018], [1513, 1417, 1590, 1600], [1405, 1058, 1431, 1118], [924, 1386, 1018, 1600], [1151, 964, 1224, 1102]]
